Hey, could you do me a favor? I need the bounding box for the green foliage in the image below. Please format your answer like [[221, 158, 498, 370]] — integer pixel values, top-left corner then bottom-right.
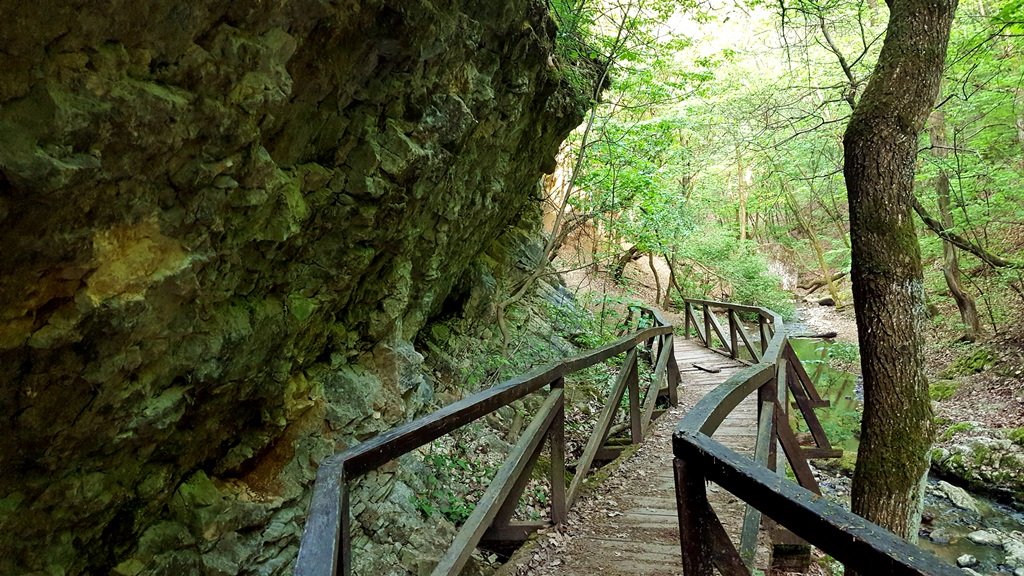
[[413, 446, 498, 524], [573, 291, 648, 346], [552, 0, 1024, 341], [542, 291, 637, 349], [828, 341, 860, 364], [1009, 427, 1024, 447], [673, 226, 796, 317]]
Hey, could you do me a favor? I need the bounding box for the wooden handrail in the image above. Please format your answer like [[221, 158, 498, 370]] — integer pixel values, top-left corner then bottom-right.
[[673, 298, 960, 575], [296, 307, 681, 576]]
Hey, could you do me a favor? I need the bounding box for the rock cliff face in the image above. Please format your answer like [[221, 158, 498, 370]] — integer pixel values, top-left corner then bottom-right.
[[0, 1, 587, 573]]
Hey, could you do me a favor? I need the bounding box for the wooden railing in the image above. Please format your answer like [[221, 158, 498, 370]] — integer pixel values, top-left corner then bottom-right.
[[296, 308, 682, 576], [673, 299, 960, 575]]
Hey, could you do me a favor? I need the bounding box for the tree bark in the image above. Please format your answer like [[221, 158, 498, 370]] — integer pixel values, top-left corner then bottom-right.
[[928, 110, 982, 341], [842, 0, 957, 546]]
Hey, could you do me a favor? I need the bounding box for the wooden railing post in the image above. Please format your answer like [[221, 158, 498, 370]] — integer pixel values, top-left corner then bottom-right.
[[768, 348, 813, 573], [758, 315, 769, 355], [295, 456, 348, 576], [684, 302, 692, 339], [627, 349, 642, 444], [728, 310, 739, 360], [550, 377, 567, 525], [666, 333, 679, 407], [703, 304, 712, 350], [674, 457, 714, 576]]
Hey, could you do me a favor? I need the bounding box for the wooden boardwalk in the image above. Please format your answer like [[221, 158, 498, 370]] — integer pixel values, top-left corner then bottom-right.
[[504, 338, 765, 575]]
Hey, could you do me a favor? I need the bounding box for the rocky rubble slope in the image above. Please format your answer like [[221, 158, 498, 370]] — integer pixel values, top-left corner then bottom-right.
[[0, 1, 588, 573]]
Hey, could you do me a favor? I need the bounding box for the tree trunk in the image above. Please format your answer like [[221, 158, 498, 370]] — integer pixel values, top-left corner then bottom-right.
[[736, 143, 747, 241], [843, 0, 956, 547], [664, 257, 678, 308], [1017, 88, 1024, 166], [783, 187, 844, 308], [929, 110, 982, 341], [612, 245, 642, 280], [649, 252, 662, 304]]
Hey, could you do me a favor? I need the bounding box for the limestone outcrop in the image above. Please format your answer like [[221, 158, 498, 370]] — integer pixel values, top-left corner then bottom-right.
[[0, 1, 588, 573]]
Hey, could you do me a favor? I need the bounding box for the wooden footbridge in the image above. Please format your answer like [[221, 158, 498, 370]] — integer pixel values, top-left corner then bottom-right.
[[295, 300, 961, 576]]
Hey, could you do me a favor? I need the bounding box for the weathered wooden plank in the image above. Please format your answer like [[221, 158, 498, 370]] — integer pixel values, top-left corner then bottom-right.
[[728, 310, 740, 360], [295, 457, 346, 576], [676, 363, 774, 437], [491, 427, 546, 528], [432, 391, 563, 576], [568, 349, 636, 507], [641, 340, 672, 436], [772, 399, 821, 495], [739, 400, 775, 566], [674, 457, 714, 576], [786, 361, 833, 451], [689, 304, 708, 346], [627, 352, 642, 444], [734, 318, 762, 363], [706, 307, 732, 356], [673, 432, 962, 576], [684, 298, 765, 315], [703, 303, 713, 350], [666, 334, 679, 407], [480, 521, 549, 546], [705, 498, 752, 576], [758, 316, 769, 355], [550, 379, 567, 525], [783, 344, 827, 405]]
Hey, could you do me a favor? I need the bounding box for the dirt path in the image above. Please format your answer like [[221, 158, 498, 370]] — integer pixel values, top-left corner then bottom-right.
[[498, 339, 767, 575]]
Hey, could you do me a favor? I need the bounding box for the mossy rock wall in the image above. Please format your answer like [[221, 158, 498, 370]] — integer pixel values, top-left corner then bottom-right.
[[0, 1, 586, 573]]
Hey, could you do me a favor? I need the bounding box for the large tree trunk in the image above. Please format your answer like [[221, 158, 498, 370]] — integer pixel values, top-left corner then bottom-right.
[[843, 0, 957, 546], [929, 110, 982, 341]]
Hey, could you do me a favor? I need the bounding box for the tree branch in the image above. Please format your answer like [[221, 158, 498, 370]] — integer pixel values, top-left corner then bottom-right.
[[910, 196, 1024, 269]]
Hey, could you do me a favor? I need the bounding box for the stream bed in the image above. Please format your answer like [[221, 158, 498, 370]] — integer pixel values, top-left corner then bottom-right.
[[787, 333, 1024, 574]]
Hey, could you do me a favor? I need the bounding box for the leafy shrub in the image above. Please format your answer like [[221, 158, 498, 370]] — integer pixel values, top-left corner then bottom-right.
[[828, 341, 860, 364]]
